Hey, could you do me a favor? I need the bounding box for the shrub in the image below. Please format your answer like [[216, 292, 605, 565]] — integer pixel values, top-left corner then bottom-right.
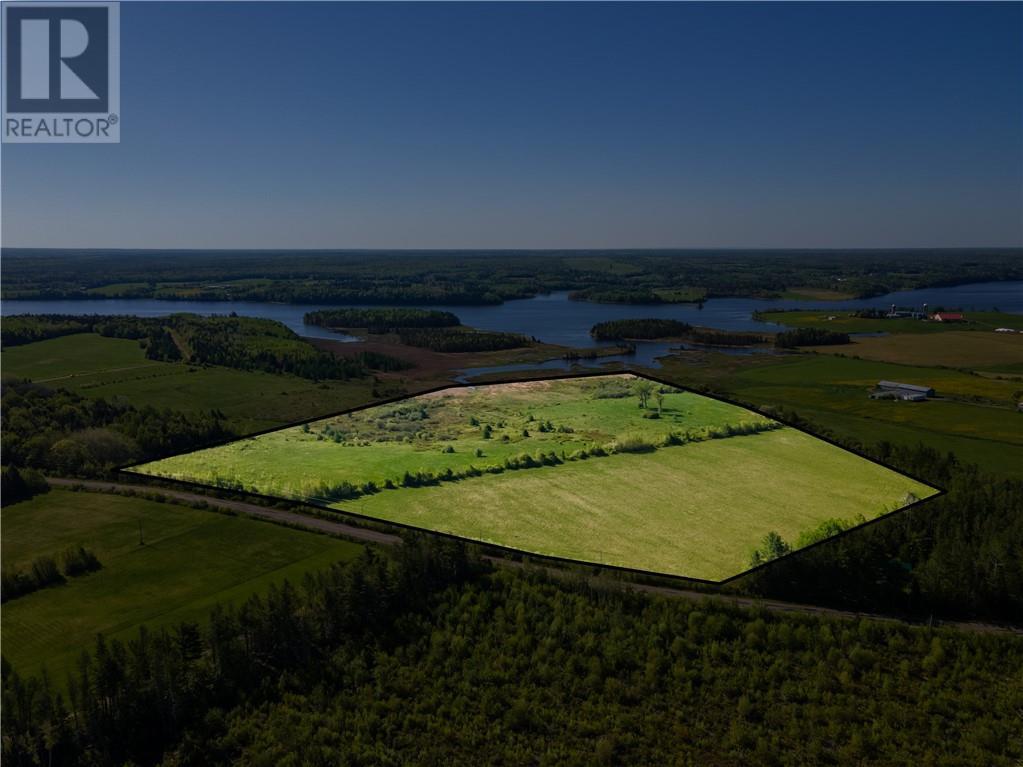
[[61, 546, 102, 577]]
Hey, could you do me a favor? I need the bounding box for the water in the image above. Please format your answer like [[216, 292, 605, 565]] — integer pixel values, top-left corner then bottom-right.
[[4, 281, 1020, 374]]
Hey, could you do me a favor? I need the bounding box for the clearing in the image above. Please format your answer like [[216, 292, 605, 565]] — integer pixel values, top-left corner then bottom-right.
[[133, 374, 935, 581]]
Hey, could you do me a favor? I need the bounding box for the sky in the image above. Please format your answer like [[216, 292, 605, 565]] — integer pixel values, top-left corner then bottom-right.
[[2, 1, 1021, 250]]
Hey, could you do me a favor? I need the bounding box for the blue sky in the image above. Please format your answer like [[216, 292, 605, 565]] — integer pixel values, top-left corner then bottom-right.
[[3, 2, 1021, 249]]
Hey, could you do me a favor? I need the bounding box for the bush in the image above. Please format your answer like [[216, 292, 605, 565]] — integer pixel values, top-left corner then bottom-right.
[[61, 546, 102, 577]]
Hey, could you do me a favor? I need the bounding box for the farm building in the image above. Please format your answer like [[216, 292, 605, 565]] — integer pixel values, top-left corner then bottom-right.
[[931, 312, 965, 322], [870, 381, 935, 401]]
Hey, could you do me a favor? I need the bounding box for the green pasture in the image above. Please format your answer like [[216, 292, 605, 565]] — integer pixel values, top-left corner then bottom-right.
[[342, 427, 933, 581], [135, 375, 771, 500], [1, 489, 360, 683], [657, 353, 1023, 478], [815, 331, 1023, 372], [1, 333, 374, 433]]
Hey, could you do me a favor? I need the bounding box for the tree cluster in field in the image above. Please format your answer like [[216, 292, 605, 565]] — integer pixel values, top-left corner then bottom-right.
[[396, 327, 532, 352], [304, 308, 461, 332], [562, 343, 636, 360], [0, 466, 49, 506], [688, 329, 768, 346], [4, 534, 1021, 766], [1, 546, 101, 603], [590, 318, 692, 340], [774, 328, 851, 348], [1, 380, 233, 478], [296, 419, 781, 504], [749, 515, 871, 568]]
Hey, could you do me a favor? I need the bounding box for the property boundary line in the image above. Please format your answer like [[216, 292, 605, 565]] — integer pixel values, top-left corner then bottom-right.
[[119, 368, 946, 587]]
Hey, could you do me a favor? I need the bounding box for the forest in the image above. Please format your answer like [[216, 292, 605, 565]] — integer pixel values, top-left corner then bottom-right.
[[305, 308, 461, 332], [3, 248, 1021, 304], [2, 536, 1020, 767], [774, 328, 851, 348], [590, 318, 692, 340], [395, 327, 533, 352], [1, 380, 232, 476]]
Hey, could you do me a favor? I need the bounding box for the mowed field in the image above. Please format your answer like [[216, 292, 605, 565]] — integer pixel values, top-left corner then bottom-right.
[[1, 490, 360, 683], [135, 375, 935, 581], [657, 353, 1023, 478], [0, 333, 375, 432], [810, 331, 1023, 372], [343, 428, 932, 581]]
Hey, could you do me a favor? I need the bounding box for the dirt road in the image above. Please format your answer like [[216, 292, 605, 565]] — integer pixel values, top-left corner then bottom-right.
[[46, 477, 1021, 636]]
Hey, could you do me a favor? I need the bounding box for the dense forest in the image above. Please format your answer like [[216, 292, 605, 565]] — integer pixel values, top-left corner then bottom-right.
[[3, 249, 1021, 304], [305, 308, 461, 332], [774, 328, 851, 348], [688, 329, 768, 346], [395, 327, 533, 352], [590, 319, 692, 340], [3, 537, 1020, 766], [1, 379, 232, 476]]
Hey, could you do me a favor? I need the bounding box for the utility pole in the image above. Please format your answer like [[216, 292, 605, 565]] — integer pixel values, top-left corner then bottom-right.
[[138, 519, 145, 546]]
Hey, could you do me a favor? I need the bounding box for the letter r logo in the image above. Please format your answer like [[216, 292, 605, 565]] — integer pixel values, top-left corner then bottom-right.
[[5, 5, 110, 113]]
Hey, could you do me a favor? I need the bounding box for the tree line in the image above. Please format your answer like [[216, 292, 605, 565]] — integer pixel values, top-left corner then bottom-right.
[[1, 379, 233, 477], [3, 535, 1020, 766], [305, 308, 461, 332], [774, 327, 850, 348], [396, 327, 532, 352], [590, 318, 692, 340]]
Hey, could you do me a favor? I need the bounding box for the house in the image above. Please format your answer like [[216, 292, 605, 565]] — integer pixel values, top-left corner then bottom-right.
[[870, 381, 935, 401], [931, 312, 965, 322]]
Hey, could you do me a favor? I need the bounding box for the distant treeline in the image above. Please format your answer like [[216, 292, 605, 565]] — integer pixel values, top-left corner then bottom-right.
[[1, 314, 411, 379], [1, 379, 233, 477], [6, 249, 1020, 305], [305, 308, 461, 332], [396, 327, 532, 353], [590, 319, 692, 340], [774, 328, 850, 348]]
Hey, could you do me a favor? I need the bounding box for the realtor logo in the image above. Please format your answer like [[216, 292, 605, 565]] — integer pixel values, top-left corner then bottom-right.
[[3, 2, 119, 142]]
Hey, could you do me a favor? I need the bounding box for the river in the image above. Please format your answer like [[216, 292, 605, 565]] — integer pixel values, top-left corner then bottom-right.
[[3, 280, 1020, 374]]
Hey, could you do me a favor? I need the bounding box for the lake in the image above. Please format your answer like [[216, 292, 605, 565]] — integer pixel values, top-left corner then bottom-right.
[[4, 280, 1020, 374]]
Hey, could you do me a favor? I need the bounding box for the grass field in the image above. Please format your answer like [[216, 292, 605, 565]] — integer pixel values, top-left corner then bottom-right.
[[1, 333, 375, 433], [811, 331, 1023, 372], [134, 374, 935, 581], [343, 427, 931, 580], [1, 489, 360, 683], [656, 353, 1023, 478]]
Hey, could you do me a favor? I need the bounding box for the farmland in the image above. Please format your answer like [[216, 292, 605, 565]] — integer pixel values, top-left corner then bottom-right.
[[134, 374, 935, 581], [1, 489, 360, 683], [0, 333, 376, 433], [656, 352, 1023, 478]]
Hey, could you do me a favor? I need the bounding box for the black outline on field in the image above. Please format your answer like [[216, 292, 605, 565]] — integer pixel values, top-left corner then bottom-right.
[[120, 370, 945, 586]]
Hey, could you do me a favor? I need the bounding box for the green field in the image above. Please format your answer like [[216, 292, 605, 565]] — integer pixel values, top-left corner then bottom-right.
[[1, 333, 374, 432], [135, 374, 935, 581], [812, 330, 1023, 372], [1, 489, 360, 683], [657, 352, 1023, 478]]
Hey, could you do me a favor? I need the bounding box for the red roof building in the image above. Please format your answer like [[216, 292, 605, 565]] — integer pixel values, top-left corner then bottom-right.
[[931, 312, 965, 322]]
